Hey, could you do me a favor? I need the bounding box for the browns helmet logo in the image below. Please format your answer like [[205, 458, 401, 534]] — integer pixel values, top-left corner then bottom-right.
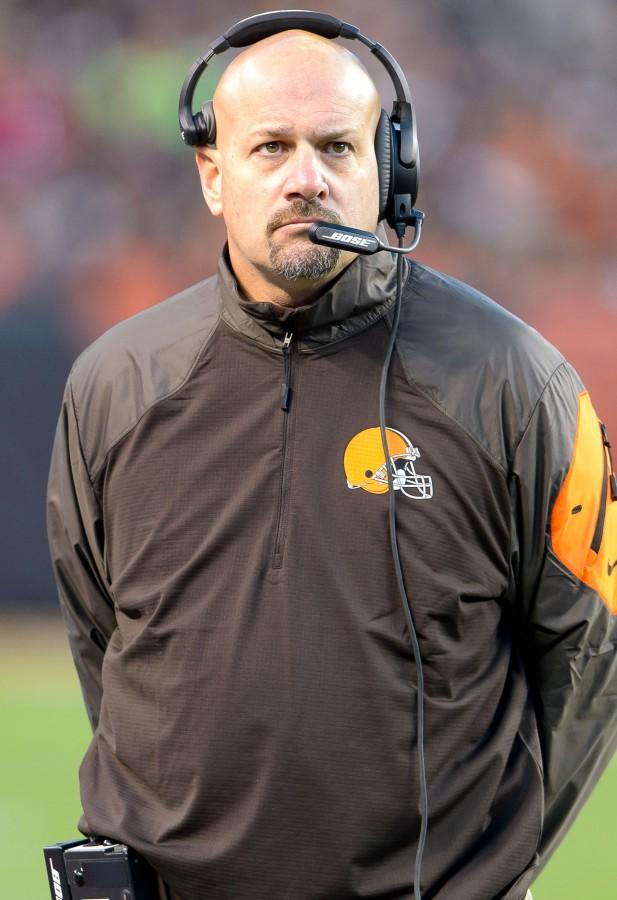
[[343, 427, 433, 500]]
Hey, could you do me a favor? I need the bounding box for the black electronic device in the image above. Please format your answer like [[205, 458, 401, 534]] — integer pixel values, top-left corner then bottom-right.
[[43, 838, 159, 900], [177, 9, 420, 229], [308, 214, 424, 255]]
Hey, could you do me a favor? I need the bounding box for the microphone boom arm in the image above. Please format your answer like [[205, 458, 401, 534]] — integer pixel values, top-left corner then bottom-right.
[[308, 211, 424, 256]]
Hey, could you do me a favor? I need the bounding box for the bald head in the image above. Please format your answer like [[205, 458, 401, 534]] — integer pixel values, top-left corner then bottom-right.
[[212, 30, 381, 149]]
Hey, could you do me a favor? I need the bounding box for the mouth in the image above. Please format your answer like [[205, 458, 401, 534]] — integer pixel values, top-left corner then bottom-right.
[[274, 218, 321, 231], [268, 204, 343, 238]]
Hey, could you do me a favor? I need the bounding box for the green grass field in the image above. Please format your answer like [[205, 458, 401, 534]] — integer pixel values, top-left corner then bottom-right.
[[1, 614, 615, 899]]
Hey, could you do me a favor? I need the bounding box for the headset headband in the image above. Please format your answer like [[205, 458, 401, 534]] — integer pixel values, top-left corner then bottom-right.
[[178, 9, 420, 224]]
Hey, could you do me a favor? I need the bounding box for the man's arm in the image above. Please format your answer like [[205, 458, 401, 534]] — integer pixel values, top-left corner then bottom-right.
[[511, 360, 617, 872], [46, 373, 116, 731]]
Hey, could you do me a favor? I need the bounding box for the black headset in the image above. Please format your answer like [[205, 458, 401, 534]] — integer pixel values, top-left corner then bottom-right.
[[179, 16, 429, 897], [177, 9, 420, 229]]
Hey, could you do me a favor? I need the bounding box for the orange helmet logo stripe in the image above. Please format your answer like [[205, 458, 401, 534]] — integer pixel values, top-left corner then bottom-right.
[[551, 391, 617, 614]]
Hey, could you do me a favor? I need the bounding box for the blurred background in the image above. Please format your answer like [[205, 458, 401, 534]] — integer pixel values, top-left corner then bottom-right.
[[1, 0, 615, 897]]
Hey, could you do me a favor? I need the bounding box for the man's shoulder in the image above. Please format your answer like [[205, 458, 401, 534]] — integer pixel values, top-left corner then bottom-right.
[[402, 260, 562, 368], [71, 274, 221, 387], [68, 273, 221, 479], [398, 261, 567, 470]]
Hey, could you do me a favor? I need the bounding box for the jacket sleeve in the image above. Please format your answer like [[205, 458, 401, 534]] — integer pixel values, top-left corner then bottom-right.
[[46, 372, 116, 731], [511, 359, 617, 873]]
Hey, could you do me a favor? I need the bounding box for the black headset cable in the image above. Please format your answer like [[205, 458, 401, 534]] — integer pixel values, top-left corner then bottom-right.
[[378, 235, 428, 900]]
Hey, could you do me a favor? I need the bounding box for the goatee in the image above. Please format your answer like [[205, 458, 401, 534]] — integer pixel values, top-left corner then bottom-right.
[[267, 200, 342, 281]]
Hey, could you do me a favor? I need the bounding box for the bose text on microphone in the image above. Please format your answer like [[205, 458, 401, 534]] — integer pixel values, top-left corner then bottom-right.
[[308, 223, 380, 254], [309, 214, 425, 256]]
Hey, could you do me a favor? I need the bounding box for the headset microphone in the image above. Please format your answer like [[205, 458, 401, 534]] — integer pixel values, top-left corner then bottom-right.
[[308, 213, 425, 256]]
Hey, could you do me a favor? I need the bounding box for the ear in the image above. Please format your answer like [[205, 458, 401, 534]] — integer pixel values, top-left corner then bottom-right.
[[195, 147, 223, 217]]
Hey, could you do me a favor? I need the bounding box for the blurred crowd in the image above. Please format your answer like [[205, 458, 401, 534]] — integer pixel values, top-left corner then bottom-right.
[[2, 0, 617, 606]]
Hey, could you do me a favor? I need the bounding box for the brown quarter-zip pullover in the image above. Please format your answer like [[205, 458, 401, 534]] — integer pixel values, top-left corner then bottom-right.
[[47, 248, 617, 900]]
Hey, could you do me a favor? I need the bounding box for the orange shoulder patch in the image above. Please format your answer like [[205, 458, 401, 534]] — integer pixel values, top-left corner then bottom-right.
[[550, 392, 617, 614]]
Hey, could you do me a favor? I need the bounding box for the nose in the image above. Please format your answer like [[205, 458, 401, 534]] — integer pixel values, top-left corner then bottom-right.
[[283, 143, 329, 203]]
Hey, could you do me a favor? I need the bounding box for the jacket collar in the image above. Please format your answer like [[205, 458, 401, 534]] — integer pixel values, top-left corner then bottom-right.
[[217, 231, 400, 350]]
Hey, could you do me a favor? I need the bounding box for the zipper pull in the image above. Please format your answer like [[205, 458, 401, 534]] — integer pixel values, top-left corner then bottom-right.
[[280, 331, 293, 411], [600, 423, 617, 501]]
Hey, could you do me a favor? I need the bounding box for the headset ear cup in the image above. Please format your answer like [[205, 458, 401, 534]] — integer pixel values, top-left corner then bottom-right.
[[196, 100, 217, 147], [374, 109, 393, 222]]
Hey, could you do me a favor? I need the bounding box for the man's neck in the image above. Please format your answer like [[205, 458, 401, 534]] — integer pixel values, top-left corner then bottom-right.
[[228, 246, 351, 308]]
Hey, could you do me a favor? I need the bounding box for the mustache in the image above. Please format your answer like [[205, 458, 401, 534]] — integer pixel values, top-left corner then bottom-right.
[[267, 201, 343, 235]]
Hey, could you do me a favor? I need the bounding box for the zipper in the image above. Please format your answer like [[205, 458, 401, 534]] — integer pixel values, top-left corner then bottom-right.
[[272, 332, 294, 568], [590, 422, 616, 553], [280, 331, 293, 411]]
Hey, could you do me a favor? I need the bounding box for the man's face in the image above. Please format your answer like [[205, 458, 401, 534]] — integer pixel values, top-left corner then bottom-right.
[[196, 34, 382, 301]]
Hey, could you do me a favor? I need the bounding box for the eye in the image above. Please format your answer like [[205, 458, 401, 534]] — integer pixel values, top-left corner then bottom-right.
[[259, 141, 283, 154], [326, 141, 352, 155]]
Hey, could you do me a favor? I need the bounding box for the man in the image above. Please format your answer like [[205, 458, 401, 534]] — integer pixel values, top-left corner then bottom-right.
[[47, 24, 617, 900]]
